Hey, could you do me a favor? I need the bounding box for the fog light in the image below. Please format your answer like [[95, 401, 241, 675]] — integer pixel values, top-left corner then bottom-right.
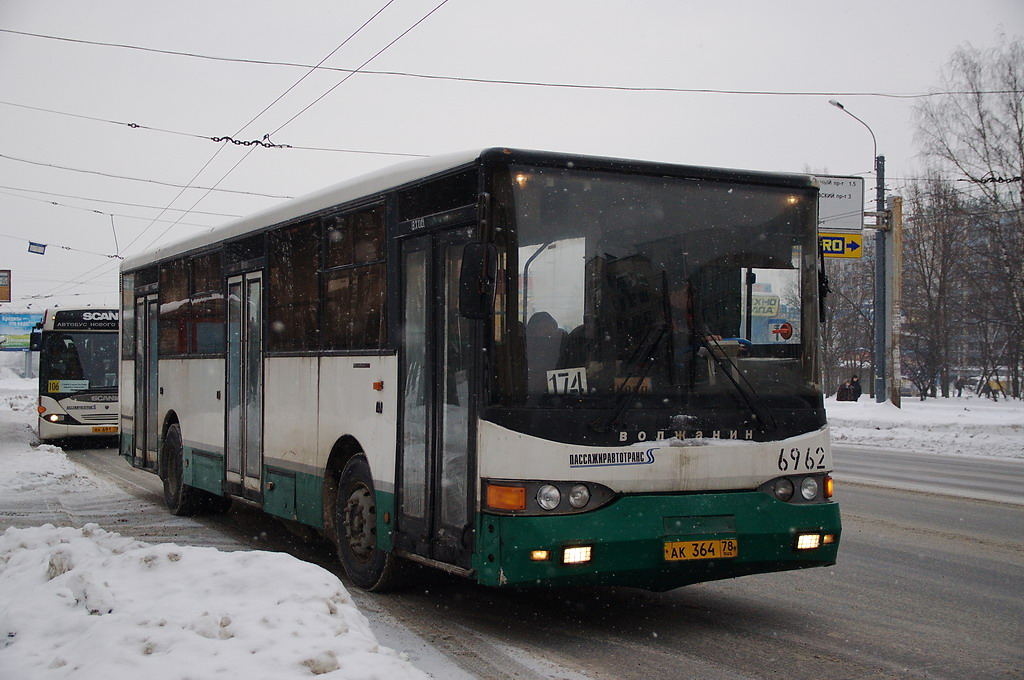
[[568, 484, 590, 509], [796, 533, 821, 550], [563, 546, 592, 565], [822, 534, 836, 545], [530, 550, 550, 561], [774, 478, 794, 501], [800, 477, 819, 500], [537, 484, 560, 511]]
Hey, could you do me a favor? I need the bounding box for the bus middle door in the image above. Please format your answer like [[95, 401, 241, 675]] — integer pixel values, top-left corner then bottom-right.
[[225, 272, 264, 499], [133, 293, 159, 470]]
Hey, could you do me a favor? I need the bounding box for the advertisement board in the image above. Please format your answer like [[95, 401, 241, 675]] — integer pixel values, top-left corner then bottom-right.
[[0, 312, 43, 350]]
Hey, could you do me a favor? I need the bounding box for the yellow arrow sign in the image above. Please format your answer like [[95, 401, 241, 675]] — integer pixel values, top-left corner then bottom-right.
[[819, 232, 863, 259]]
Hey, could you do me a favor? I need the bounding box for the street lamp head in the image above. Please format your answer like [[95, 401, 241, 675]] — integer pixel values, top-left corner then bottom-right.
[[827, 99, 878, 163]]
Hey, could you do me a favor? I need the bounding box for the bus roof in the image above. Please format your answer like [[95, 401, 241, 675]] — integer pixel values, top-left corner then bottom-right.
[[120, 149, 484, 271], [120, 147, 816, 271]]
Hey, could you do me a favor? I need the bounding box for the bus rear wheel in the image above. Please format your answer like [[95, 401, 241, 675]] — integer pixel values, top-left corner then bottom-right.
[[334, 455, 403, 591], [161, 423, 208, 516]]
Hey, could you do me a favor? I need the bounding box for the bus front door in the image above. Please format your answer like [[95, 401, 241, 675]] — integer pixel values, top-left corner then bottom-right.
[[226, 273, 264, 499], [134, 294, 159, 470], [398, 228, 476, 571]]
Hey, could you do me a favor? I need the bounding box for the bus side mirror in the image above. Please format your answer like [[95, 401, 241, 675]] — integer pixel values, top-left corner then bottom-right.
[[459, 242, 498, 320]]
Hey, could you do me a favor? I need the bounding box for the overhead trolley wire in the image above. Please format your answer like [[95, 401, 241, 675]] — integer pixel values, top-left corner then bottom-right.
[[131, 0, 413, 252], [2, 27, 1017, 100], [137, 0, 451, 252], [0, 149, 295, 198], [0, 100, 426, 158], [0, 184, 244, 218], [21, 0, 419, 301]]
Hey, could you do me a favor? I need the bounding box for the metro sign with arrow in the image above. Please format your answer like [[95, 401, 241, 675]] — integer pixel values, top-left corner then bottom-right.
[[818, 232, 863, 259]]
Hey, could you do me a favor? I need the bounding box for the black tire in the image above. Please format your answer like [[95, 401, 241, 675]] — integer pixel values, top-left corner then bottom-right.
[[335, 455, 404, 591], [161, 423, 206, 516]]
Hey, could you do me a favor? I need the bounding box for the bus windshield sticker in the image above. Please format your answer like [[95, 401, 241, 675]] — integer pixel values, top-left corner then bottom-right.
[[614, 376, 652, 394], [48, 380, 89, 393], [547, 367, 587, 395]]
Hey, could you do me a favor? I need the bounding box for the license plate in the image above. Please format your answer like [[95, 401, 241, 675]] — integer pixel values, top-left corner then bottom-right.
[[92, 426, 118, 434], [664, 539, 738, 561]]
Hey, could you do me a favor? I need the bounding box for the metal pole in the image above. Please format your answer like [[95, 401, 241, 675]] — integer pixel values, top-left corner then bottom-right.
[[887, 196, 903, 407], [874, 155, 886, 403]]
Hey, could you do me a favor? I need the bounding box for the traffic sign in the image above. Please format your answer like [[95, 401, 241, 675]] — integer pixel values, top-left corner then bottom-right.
[[814, 175, 864, 232], [819, 232, 863, 259]]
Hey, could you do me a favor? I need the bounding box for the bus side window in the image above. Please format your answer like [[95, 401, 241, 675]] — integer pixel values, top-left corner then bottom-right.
[[267, 219, 320, 352]]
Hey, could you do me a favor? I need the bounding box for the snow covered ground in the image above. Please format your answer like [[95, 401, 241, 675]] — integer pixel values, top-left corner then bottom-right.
[[0, 371, 430, 680], [1, 367, 1022, 679], [827, 393, 1024, 459]]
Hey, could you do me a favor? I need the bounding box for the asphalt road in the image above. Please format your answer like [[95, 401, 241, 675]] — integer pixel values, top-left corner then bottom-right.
[[19, 443, 1024, 680]]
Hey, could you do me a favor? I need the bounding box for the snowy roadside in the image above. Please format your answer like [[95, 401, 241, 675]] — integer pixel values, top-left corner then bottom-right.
[[2, 367, 1022, 679], [826, 394, 1024, 459], [0, 372, 435, 680]]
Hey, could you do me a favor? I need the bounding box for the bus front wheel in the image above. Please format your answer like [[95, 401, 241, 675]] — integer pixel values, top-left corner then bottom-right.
[[334, 455, 403, 591]]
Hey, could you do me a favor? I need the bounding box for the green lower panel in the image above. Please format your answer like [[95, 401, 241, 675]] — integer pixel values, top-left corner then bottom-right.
[[374, 490, 395, 551], [475, 492, 841, 591], [265, 469, 297, 519], [120, 431, 134, 462], [293, 471, 324, 529], [184, 448, 224, 496]]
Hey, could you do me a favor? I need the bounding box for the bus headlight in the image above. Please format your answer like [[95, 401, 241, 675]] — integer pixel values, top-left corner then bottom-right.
[[537, 484, 561, 511], [800, 477, 819, 501], [483, 479, 615, 515], [568, 484, 590, 509], [773, 478, 794, 501]]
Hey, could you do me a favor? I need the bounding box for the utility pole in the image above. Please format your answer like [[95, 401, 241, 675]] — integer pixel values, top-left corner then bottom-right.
[[887, 196, 903, 407], [873, 155, 886, 403], [829, 100, 891, 404]]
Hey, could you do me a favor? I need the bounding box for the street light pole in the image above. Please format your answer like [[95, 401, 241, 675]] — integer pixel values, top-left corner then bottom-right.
[[829, 100, 887, 403]]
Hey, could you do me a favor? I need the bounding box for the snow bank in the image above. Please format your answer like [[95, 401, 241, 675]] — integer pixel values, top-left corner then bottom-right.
[[0, 524, 427, 680], [0, 376, 429, 679], [827, 395, 1024, 459]]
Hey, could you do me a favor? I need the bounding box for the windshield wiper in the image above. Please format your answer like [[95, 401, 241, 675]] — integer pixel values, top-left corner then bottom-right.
[[590, 321, 669, 433], [696, 334, 777, 432]]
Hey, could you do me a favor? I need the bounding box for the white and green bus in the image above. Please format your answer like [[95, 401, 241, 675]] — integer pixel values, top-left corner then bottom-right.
[[37, 307, 120, 442], [119, 148, 841, 591]]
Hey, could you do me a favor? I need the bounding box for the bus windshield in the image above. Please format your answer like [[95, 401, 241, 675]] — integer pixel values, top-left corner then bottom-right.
[[41, 331, 119, 393], [489, 164, 821, 431]]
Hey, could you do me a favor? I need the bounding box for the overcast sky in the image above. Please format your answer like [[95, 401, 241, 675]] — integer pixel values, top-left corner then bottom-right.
[[1, 0, 1021, 309]]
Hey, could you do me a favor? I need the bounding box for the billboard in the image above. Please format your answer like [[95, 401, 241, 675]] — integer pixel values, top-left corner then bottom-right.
[[0, 312, 43, 351]]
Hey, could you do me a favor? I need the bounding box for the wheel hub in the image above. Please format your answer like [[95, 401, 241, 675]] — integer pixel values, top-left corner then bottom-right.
[[343, 484, 375, 561]]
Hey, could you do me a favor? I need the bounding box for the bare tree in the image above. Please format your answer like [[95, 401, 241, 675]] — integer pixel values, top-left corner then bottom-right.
[[914, 35, 1024, 397], [822, 254, 873, 397], [900, 175, 972, 398]]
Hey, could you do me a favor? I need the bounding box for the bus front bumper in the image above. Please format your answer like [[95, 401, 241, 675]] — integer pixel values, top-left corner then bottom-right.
[[474, 491, 841, 591]]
